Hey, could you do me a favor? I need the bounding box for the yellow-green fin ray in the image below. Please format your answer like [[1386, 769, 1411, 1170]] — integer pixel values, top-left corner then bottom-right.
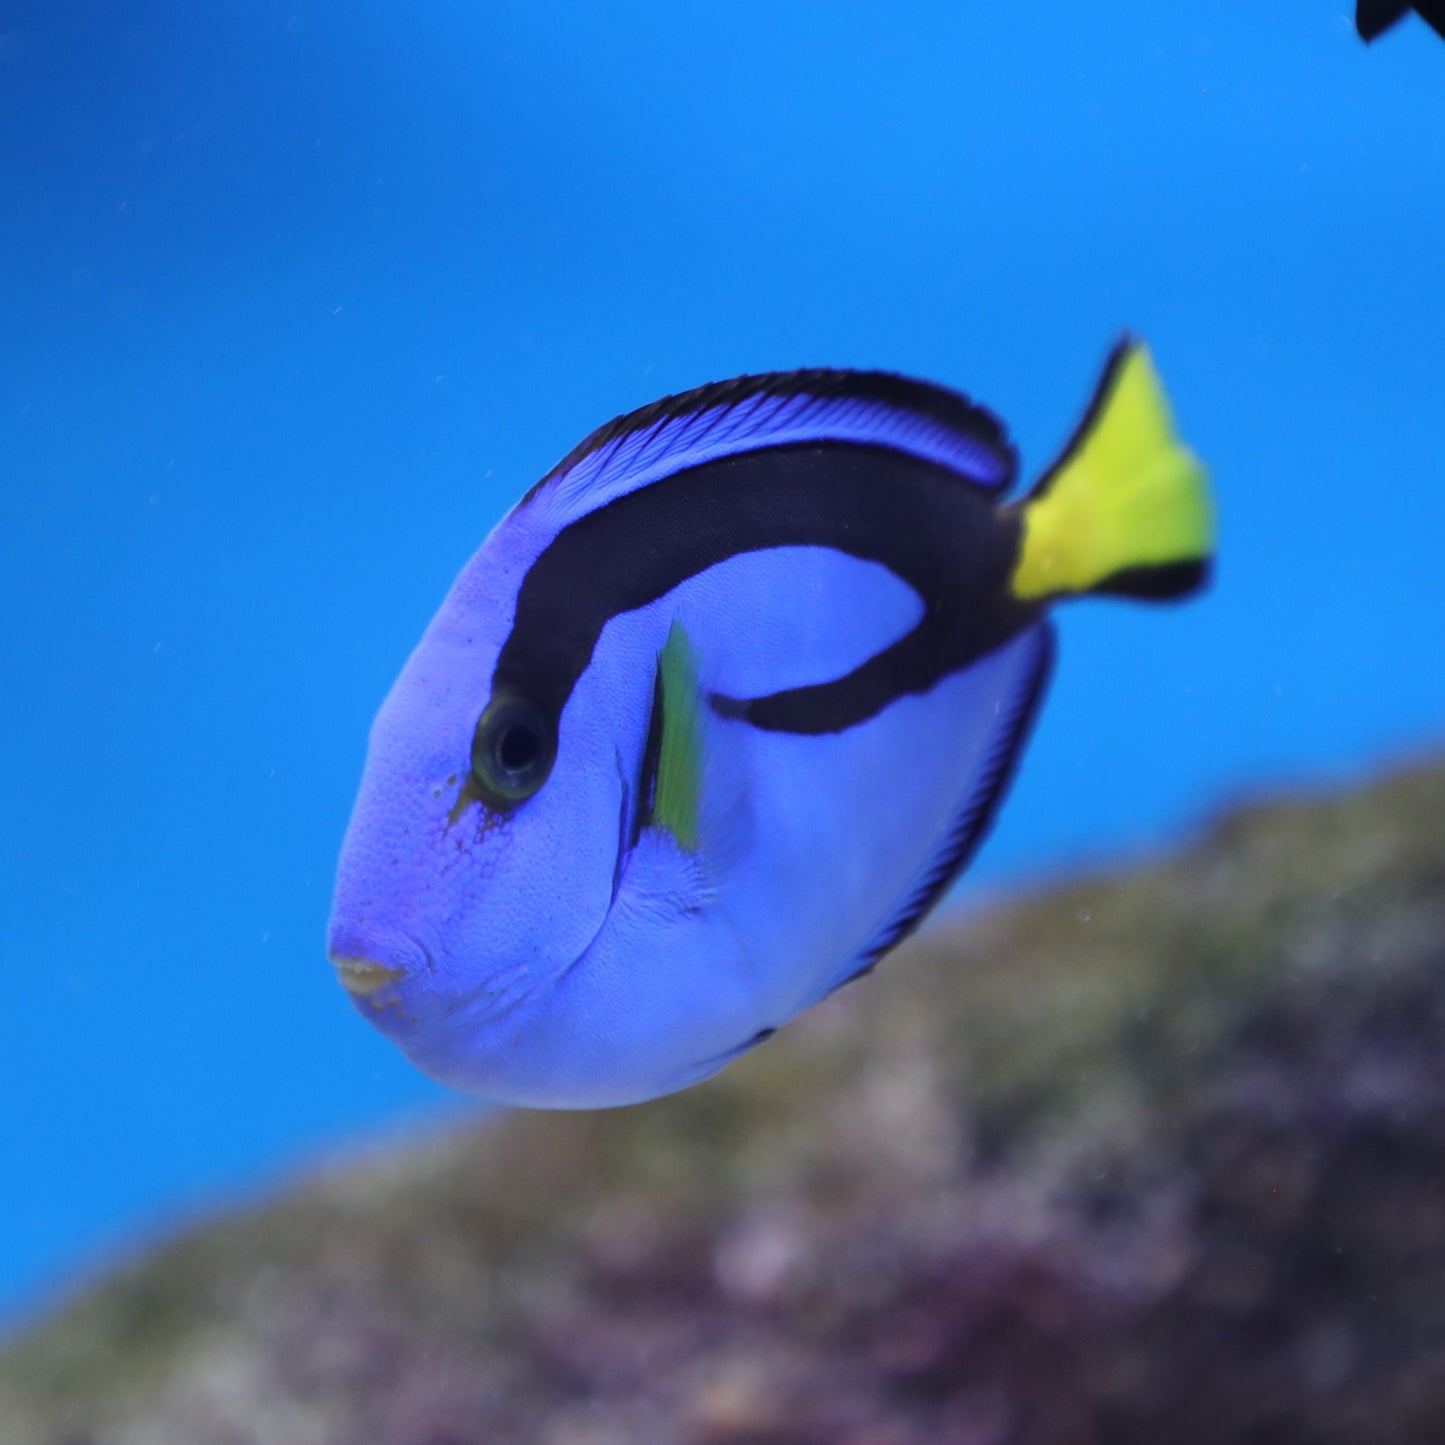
[[652, 619, 704, 852], [1011, 340, 1214, 602]]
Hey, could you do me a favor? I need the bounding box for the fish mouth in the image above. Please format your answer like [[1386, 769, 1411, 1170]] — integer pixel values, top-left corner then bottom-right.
[[330, 955, 405, 997]]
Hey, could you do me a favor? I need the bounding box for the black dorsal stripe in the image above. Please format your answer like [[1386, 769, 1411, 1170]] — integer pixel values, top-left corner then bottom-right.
[[493, 442, 1038, 737], [525, 368, 1014, 506]]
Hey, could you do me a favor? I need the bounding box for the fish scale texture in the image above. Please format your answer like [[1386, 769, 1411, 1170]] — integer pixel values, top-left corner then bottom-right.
[[4, 756, 1445, 1445]]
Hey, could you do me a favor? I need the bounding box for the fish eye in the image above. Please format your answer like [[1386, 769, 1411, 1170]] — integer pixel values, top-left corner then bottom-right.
[[470, 694, 557, 805]]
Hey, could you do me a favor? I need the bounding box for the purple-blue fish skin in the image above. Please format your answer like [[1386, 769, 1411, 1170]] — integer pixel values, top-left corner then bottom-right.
[[328, 348, 1210, 1108]]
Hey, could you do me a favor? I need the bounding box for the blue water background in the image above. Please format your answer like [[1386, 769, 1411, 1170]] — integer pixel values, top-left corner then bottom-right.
[[3, 1, 1443, 1323]]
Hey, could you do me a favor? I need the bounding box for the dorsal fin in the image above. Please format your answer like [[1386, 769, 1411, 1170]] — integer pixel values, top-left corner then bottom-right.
[[524, 368, 1018, 525]]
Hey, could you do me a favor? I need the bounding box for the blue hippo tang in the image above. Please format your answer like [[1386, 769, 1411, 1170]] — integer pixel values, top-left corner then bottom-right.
[[329, 338, 1214, 1107]]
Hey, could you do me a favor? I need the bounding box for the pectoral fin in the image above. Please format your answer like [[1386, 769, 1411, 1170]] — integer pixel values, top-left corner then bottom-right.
[[639, 620, 705, 852], [636, 617, 752, 874]]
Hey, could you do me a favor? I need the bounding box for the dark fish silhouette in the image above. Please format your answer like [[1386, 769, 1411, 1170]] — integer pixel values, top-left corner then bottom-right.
[[1357, 1, 1445, 40]]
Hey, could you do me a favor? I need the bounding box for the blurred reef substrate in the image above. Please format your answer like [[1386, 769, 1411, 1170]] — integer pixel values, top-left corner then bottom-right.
[[3, 757, 1444, 1445]]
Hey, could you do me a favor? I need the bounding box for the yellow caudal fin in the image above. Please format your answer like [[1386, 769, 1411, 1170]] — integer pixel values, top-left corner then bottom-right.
[[1010, 338, 1215, 602]]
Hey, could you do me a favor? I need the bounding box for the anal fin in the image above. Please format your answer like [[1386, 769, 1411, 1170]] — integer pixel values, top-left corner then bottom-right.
[[829, 622, 1055, 995]]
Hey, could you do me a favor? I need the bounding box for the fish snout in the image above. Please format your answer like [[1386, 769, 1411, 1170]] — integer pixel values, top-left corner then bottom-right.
[[331, 955, 404, 997], [326, 922, 428, 1000]]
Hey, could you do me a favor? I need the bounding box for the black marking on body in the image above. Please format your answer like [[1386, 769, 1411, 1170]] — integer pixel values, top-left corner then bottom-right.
[[494, 442, 1040, 737], [633, 660, 667, 846], [524, 368, 1015, 507]]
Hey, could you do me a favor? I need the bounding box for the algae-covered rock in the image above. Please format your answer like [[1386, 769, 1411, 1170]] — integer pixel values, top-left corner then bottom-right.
[[3, 759, 1444, 1445]]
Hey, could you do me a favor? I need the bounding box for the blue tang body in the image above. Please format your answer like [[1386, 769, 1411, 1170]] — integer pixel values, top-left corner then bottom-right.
[[329, 341, 1213, 1107]]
